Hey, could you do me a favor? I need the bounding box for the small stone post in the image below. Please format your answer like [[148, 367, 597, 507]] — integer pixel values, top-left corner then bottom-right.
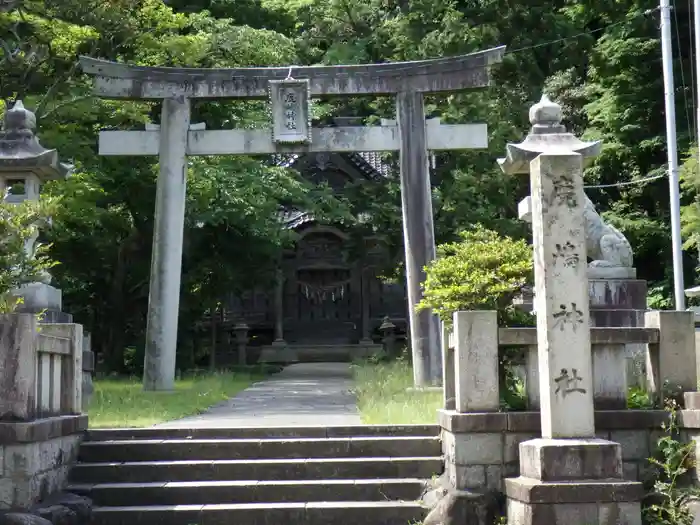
[[645, 310, 696, 400], [453, 311, 499, 413], [233, 322, 250, 367], [499, 95, 643, 525], [82, 331, 95, 412], [441, 322, 455, 410], [434, 310, 502, 500]]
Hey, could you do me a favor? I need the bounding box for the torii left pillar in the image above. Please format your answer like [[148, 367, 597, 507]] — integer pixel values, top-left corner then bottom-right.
[[143, 96, 191, 391], [397, 92, 442, 386]]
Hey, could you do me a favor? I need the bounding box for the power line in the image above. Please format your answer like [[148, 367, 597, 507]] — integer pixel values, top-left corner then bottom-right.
[[508, 8, 661, 55], [584, 172, 667, 189], [346, 7, 663, 76]]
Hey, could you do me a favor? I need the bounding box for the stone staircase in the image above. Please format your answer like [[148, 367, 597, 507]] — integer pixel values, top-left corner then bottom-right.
[[68, 425, 442, 525]]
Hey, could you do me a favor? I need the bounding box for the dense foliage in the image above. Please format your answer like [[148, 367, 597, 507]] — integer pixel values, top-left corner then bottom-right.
[[1, 0, 699, 371], [418, 226, 533, 325], [0, 198, 56, 311]]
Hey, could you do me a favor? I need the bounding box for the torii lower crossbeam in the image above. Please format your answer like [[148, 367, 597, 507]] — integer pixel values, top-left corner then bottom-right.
[[98, 123, 487, 155]]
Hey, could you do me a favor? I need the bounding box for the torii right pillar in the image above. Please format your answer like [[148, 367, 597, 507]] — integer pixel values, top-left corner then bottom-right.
[[499, 95, 643, 525]]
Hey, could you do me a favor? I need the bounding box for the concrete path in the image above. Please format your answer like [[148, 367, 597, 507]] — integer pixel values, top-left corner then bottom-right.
[[154, 362, 362, 428]]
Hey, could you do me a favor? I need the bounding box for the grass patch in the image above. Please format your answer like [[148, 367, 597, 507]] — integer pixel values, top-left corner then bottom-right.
[[88, 368, 267, 428], [352, 358, 442, 424], [352, 358, 659, 425]]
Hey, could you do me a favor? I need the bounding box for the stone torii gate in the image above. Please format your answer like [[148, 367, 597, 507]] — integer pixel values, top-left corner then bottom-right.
[[79, 47, 505, 391]]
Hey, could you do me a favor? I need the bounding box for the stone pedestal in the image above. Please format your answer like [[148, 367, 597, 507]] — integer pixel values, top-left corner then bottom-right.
[[13, 282, 73, 323], [0, 416, 87, 509], [506, 439, 643, 525], [589, 275, 648, 391]]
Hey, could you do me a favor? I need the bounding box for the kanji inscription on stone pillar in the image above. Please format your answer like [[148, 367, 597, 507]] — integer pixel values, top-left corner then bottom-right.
[[499, 95, 603, 438]]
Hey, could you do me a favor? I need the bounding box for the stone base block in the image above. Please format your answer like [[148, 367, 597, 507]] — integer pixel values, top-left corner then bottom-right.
[[685, 392, 700, 410], [505, 477, 643, 504], [590, 308, 645, 328], [519, 438, 622, 481], [588, 278, 646, 310], [587, 267, 637, 280], [13, 283, 62, 312], [508, 438, 642, 525], [0, 436, 82, 509], [507, 498, 641, 525], [0, 416, 86, 510]]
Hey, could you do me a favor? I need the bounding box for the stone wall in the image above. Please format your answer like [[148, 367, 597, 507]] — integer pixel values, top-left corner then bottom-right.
[[439, 410, 666, 492], [0, 416, 86, 509]]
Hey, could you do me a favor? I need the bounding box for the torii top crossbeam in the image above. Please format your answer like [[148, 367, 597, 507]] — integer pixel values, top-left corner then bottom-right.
[[78, 46, 506, 99]]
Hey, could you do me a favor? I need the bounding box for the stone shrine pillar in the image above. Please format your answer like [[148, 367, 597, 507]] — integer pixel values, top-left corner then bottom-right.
[[395, 96, 442, 386], [143, 96, 191, 392], [499, 96, 643, 525], [0, 101, 72, 322], [518, 195, 649, 398]]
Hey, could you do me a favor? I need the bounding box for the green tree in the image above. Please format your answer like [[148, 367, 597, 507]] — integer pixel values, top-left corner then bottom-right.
[[417, 226, 533, 325], [0, 198, 57, 312]]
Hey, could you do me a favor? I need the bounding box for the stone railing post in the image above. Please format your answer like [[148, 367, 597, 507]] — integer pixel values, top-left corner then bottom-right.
[[82, 331, 95, 412], [441, 322, 455, 410], [0, 313, 38, 420], [645, 310, 696, 399], [524, 344, 539, 409], [453, 311, 499, 412], [435, 311, 504, 500]]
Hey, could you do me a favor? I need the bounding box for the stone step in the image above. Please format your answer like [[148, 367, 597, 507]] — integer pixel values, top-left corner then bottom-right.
[[91, 501, 427, 525], [85, 424, 440, 442], [78, 436, 441, 463], [68, 478, 427, 506], [70, 456, 443, 484]]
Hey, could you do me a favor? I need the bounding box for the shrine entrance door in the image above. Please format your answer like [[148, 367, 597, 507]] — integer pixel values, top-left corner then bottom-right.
[[284, 228, 359, 344]]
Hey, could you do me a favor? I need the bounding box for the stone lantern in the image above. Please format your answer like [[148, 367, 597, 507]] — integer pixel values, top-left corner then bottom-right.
[[379, 316, 396, 356], [233, 321, 250, 367], [0, 100, 72, 320]]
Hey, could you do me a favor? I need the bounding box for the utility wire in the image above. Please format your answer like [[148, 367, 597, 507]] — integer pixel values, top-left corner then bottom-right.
[[508, 7, 661, 55], [322, 7, 663, 76], [584, 173, 668, 189]]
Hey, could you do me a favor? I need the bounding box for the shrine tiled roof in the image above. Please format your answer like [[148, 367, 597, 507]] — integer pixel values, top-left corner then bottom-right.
[[272, 152, 393, 179], [280, 209, 315, 229], [273, 149, 393, 230]]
